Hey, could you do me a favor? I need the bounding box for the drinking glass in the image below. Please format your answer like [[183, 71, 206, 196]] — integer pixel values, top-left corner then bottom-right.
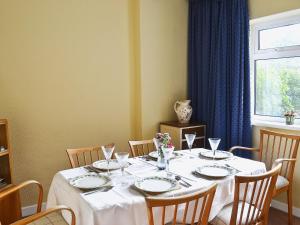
[[185, 134, 196, 153], [208, 138, 221, 159], [162, 147, 174, 176], [115, 152, 129, 176], [101, 144, 115, 175]]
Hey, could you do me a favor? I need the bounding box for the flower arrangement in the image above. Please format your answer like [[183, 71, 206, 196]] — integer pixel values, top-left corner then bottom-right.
[[154, 133, 174, 170], [154, 133, 174, 149], [284, 110, 297, 125], [284, 111, 297, 117]]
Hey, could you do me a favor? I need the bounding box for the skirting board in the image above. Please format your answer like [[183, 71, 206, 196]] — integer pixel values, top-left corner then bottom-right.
[[271, 200, 300, 218], [22, 200, 300, 218], [22, 202, 46, 217]]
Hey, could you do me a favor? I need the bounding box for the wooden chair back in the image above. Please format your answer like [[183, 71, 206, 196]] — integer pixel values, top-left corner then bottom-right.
[[145, 183, 217, 225], [259, 129, 299, 179], [0, 180, 43, 225], [229, 164, 281, 225], [128, 139, 156, 157], [66, 146, 102, 168]]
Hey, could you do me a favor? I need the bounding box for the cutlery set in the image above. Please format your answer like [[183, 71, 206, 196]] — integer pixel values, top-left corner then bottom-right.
[[83, 186, 113, 195], [84, 165, 105, 173]]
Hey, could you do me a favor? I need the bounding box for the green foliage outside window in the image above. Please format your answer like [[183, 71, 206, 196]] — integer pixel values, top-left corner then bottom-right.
[[255, 58, 300, 118]]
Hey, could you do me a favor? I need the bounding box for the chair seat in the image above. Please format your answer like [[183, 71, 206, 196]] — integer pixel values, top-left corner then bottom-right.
[[276, 175, 289, 190], [210, 201, 261, 225], [28, 212, 68, 225]]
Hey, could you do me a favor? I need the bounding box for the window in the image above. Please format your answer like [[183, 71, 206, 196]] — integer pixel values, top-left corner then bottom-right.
[[251, 10, 300, 123]]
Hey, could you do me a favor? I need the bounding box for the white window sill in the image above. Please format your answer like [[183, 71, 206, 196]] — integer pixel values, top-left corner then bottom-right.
[[252, 120, 300, 131]]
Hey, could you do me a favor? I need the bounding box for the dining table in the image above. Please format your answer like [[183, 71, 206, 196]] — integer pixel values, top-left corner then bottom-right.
[[46, 148, 266, 225]]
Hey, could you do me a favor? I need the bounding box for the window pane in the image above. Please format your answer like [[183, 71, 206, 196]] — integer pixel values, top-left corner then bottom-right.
[[259, 23, 300, 49], [255, 57, 300, 117]]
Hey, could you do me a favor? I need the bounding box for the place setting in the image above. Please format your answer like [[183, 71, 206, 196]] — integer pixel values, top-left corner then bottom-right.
[[197, 138, 232, 160], [132, 176, 181, 196], [69, 173, 113, 195], [187, 138, 240, 180], [69, 144, 135, 195], [129, 133, 195, 196]]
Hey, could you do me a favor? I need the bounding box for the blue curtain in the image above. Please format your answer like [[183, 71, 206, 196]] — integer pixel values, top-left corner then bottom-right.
[[188, 0, 251, 158]]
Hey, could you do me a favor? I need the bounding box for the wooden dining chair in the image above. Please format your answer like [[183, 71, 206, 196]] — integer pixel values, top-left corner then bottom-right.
[[211, 163, 281, 225], [128, 139, 156, 157], [229, 129, 299, 225], [66, 146, 102, 168], [145, 183, 217, 225], [0, 180, 75, 225]]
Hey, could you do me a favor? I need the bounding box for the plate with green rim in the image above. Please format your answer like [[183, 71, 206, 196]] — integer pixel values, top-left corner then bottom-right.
[[196, 165, 233, 178], [134, 176, 178, 194], [69, 173, 111, 190], [200, 150, 233, 159]]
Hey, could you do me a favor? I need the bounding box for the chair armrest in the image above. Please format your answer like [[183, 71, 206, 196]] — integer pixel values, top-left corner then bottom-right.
[[229, 146, 260, 153], [0, 180, 43, 213], [272, 158, 297, 168], [10, 205, 76, 225]]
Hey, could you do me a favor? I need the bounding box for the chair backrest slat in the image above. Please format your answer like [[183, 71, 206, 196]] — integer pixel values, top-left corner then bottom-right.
[[276, 136, 283, 159], [182, 201, 190, 225], [238, 183, 249, 225], [146, 183, 217, 225], [197, 195, 208, 225], [161, 206, 166, 225], [172, 204, 178, 225], [128, 140, 156, 157], [245, 181, 257, 225], [190, 198, 199, 225], [66, 146, 101, 168]]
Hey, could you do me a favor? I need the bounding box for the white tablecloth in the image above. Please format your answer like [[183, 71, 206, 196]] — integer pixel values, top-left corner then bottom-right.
[[47, 149, 266, 225]]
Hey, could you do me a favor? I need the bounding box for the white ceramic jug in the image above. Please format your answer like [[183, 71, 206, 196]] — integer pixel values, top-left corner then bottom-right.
[[174, 100, 192, 123]]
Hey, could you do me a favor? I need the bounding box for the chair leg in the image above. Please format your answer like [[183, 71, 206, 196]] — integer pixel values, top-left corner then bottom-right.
[[287, 188, 293, 225]]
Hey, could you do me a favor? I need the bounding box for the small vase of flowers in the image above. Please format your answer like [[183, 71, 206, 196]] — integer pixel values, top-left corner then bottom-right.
[[154, 133, 174, 170], [284, 111, 297, 125]]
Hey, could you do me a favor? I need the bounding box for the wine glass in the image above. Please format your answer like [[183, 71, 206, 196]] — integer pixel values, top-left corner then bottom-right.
[[115, 152, 129, 186], [162, 146, 174, 176], [115, 152, 129, 176], [185, 134, 196, 153], [208, 138, 221, 160], [101, 144, 115, 176]]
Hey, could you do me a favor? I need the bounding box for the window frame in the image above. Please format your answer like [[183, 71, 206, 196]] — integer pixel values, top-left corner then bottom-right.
[[250, 9, 300, 125]]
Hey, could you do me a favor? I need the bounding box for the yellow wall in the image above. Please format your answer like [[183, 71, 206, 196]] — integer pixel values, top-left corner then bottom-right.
[[0, 0, 188, 205], [249, 0, 300, 18], [139, 0, 188, 138]]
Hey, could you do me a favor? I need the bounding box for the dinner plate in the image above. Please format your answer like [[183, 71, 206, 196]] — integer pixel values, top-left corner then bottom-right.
[[93, 160, 121, 170], [69, 174, 111, 190], [134, 176, 178, 194], [200, 150, 233, 159], [148, 151, 176, 159], [196, 165, 233, 178]]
